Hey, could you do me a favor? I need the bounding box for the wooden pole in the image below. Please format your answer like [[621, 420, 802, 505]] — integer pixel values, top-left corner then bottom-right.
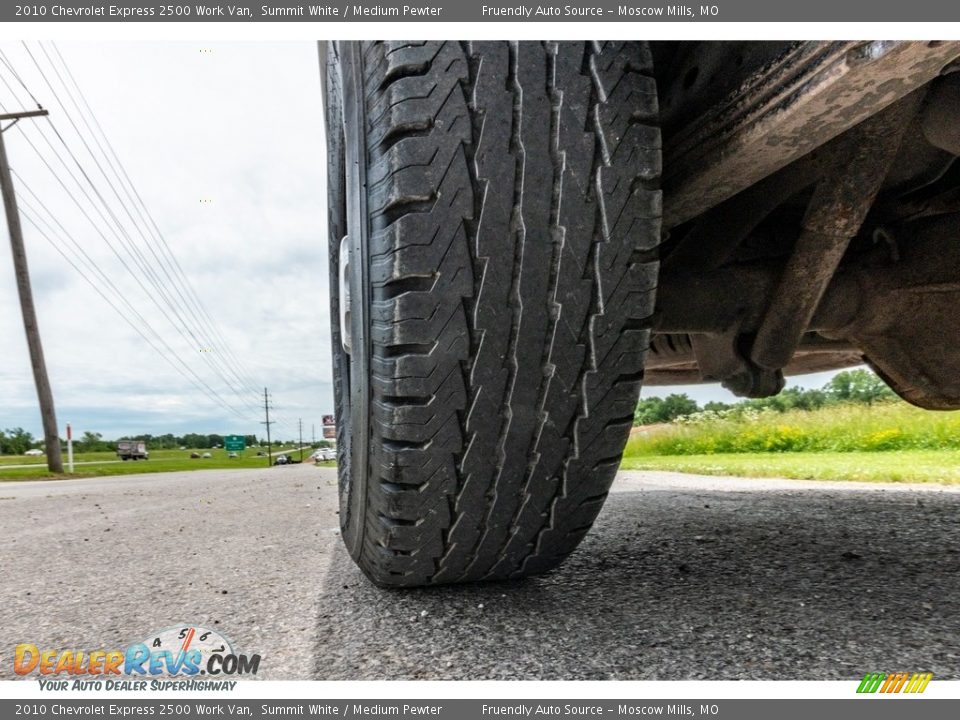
[[0, 110, 63, 473]]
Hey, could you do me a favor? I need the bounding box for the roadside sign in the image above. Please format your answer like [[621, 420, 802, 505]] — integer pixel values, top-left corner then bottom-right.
[[322, 414, 336, 439], [224, 435, 246, 452]]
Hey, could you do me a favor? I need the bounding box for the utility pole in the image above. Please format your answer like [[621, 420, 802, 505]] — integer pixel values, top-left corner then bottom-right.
[[260, 387, 273, 468], [298, 418, 304, 463], [312, 423, 316, 446], [66, 422, 74, 473], [0, 108, 63, 474]]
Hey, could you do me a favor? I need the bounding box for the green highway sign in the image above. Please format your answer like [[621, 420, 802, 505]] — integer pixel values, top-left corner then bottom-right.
[[224, 435, 246, 452]]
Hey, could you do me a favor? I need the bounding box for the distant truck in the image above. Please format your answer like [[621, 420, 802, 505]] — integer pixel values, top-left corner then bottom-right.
[[116, 441, 149, 461]]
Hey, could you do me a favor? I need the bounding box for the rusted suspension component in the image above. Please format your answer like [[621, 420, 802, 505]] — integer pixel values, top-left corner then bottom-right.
[[651, 213, 960, 409], [654, 263, 860, 336], [827, 215, 960, 410], [747, 91, 925, 375], [645, 334, 862, 386]]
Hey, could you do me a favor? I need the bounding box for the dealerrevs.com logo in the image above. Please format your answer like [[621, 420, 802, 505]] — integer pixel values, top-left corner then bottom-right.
[[14, 625, 260, 691]]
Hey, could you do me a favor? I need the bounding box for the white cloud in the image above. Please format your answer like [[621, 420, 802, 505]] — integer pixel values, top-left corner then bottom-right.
[[0, 41, 331, 439]]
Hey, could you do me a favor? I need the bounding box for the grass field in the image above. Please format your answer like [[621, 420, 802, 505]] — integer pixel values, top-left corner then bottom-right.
[[0, 450, 120, 466], [620, 450, 960, 484], [622, 401, 960, 483], [626, 402, 960, 455], [0, 446, 330, 481]]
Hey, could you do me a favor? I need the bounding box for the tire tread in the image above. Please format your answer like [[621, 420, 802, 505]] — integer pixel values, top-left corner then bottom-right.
[[347, 40, 661, 586]]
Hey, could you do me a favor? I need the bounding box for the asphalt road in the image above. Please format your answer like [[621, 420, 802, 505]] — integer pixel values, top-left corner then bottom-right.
[[2, 466, 959, 680]]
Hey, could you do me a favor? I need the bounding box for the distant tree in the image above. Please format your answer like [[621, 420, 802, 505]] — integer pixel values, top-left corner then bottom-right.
[[155, 433, 177, 450], [790, 387, 829, 411], [703, 401, 733, 413], [633, 368, 896, 425], [634, 397, 664, 425], [661, 393, 700, 420], [78, 431, 112, 452], [181, 433, 207, 449], [825, 369, 896, 405], [634, 394, 700, 425], [741, 386, 829, 413], [0, 427, 35, 455]]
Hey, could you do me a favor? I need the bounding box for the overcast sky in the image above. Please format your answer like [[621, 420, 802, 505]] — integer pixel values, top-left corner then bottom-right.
[[0, 41, 331, 441], [0, 41, 839, 442]]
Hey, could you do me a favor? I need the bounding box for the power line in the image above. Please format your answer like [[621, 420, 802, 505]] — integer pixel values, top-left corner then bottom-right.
[[0, 46, 303, 432], [29, 42, 257, 397], [11, 47, 263, 411], [15, 182, 254, 421], [17, 198, 253, 422], [47, 41, 266, 398], [0, 62, 264, 419], [0, 120, 259, 421], [1, 100, 258, 420], [0, 47, 41, 108]]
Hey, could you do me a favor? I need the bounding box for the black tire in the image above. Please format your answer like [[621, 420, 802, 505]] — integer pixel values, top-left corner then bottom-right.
[[324, 41, 661, 587]]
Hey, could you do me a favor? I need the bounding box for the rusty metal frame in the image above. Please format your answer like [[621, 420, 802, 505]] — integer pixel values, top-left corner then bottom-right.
[[747, 90, 925, 373], [663, 41, 960, 229], [649, 213, 960, 408]]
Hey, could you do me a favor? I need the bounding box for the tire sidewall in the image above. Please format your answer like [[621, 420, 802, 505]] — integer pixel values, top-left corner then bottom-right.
[[326, 41, 373, 564]]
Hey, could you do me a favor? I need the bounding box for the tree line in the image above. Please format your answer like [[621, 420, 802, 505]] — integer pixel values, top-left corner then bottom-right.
[[634, 369, 897, 426], [79, 433, 263, 452], [0, 430, 328, 455]]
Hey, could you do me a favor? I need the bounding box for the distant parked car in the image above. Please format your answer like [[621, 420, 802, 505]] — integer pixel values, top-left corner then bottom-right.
[[228, 452, 238, 459], [310, 448, 336, 462], [190, 451, 201, 459], [201, 452, 212, 459], [274, 454, 290, 465], [24, 449, 43, 456]]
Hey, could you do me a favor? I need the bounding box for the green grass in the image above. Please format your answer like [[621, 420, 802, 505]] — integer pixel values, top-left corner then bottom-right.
[[0, 450, 117, 466], [0, 447, 323, 481], [620, 449, 960, 484], [621, 401, 960, 484], [626, 401, 960, 456]]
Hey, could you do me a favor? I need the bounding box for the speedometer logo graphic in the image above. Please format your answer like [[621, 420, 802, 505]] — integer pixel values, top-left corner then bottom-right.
[[127, 624, 235, 676]]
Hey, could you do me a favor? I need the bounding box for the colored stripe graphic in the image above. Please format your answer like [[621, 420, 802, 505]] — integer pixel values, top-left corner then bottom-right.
[[905, 673, 933, 693], [857, 672, 932, 694], [857, 673, 886, 693]]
